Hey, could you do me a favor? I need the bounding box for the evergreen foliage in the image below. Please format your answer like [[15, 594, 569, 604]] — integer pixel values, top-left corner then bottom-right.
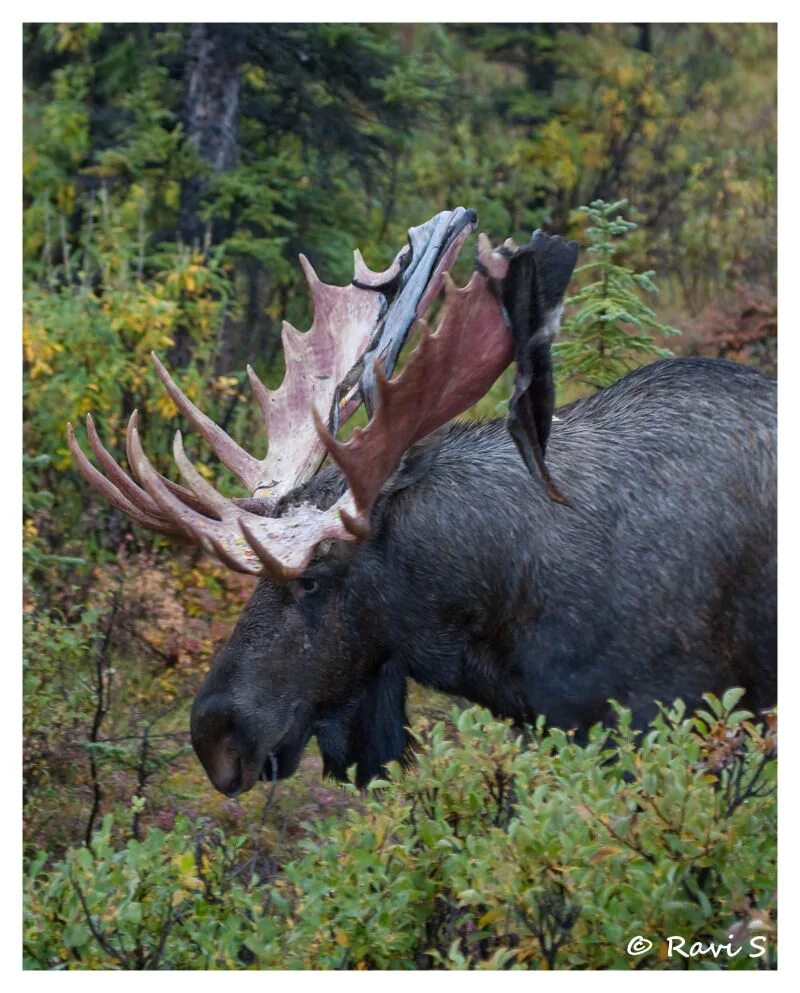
[[556, 200, 679, 389]]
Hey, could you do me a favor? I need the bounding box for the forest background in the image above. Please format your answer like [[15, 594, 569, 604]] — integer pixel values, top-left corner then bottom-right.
[[22, 23, 777, 969]]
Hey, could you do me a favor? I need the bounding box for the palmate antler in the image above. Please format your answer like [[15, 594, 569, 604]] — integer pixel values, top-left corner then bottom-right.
[[69, 212, 577, 580], [68, 251, 392, 531]]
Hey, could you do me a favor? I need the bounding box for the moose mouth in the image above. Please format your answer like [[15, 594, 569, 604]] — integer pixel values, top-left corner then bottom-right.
[[259, 722, 314, 785], [191, 695, 316, 796]]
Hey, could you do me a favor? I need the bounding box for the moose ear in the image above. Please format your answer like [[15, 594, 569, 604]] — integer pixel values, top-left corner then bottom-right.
[[383, 423, 450, 496], [502, 231, 578, 503]]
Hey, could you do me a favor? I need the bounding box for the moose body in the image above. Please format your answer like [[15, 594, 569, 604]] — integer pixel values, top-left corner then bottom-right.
[[190, 356, 776, 793]]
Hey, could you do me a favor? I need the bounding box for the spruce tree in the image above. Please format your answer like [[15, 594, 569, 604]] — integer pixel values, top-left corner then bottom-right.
[[555, 199, 679, 390]]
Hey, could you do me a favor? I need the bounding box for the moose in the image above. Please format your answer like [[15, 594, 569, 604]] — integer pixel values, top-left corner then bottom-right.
[[69, 208, 776, 795]]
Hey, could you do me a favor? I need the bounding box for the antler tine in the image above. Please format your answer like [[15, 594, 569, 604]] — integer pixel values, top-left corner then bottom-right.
[[148, 247, 386, 505], [116, 409, 218, 517], [298, 253, 321, 291], [352, 244, 410, 288], [238, 520, 307, 581], [170, 431, 235, 520], [86, 412, 166, 521], [151, 353, 264, 494], [338, 505, 372, 540], [108, 411, 212, 517], [67, 421, 187, 536], [124, 421, 357, 578], [126, 424, 254, 570], [246, 365, 271, 430], [170, 435, 303, 581]]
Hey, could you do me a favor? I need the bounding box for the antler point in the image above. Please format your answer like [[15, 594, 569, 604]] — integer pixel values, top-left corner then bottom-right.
[[150, 352, 168, 377], [298, 253, 320, 289], [340, 507, 371, 540]]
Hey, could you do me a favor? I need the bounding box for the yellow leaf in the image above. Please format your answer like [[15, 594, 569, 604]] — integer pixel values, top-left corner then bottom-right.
[[617, 64, 634, 87], [335, 930, 349, 947], [154, 394, 178, 419], [590, 845, 621, 863], [478, 909, 502, 928]]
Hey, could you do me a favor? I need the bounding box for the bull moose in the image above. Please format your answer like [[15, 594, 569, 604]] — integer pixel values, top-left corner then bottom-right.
[[69, 208, 777, 795]]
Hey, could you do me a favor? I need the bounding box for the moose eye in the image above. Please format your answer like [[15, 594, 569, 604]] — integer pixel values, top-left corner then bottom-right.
[[290, 577, 319, 599]]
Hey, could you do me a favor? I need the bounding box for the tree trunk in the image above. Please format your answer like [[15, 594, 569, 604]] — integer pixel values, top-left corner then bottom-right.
[[173, 24, 242, 369], [179, 23, 241, 250]]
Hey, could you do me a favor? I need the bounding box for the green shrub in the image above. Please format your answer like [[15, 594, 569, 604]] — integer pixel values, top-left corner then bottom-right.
[[24, 693, 776, 970], [22, 188, 241, 561], [24, 810, 261, 969], [23, 606, 98, 785]]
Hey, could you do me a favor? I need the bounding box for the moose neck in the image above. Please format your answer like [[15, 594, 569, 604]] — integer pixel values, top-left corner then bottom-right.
[[372, 418, 555, 724]]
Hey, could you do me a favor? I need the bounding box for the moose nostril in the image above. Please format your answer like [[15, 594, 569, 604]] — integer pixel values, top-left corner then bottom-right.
[[190, 703, 264, 796], [190, 692, 278, 796], [202, 741, 249, 797], [224, 756, 243, 797]]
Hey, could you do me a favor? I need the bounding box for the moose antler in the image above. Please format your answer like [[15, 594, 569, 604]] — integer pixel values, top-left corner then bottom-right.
[[69, 211, 478, 574], [155, 255, 407, 504], [67, 254, 389, 546], [70, 215, 577, 581], [107, 256, 516, 579], [314, 265, 515, 533], [67, 410, 199, 537]]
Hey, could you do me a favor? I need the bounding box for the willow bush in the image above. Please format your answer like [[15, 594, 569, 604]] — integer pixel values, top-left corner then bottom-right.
[[24, 694, 776, 970]]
